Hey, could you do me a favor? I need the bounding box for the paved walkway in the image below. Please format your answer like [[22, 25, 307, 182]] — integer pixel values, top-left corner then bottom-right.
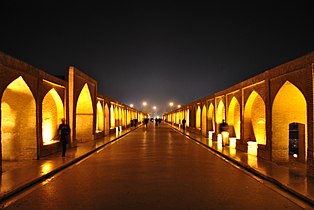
[[0, 126, 138, 203], [1, 123, 314, 207], [170, 124, 314, 207]]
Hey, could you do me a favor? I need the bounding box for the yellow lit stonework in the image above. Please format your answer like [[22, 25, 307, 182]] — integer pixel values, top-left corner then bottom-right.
[[76, 83, 93, 142], [1, 76, 37, 160], [42, 88, 64, 145], [202, 105, 207, 136], [207, 103, 215, 132], [96, 101, 104, 132], [272, 81, 307, 162], [110, 105, 115, 128], [216, 100, 225, 125], [196, 106, 201, 129], [244, 91, 266, 145], [228, 97, 241, 139]]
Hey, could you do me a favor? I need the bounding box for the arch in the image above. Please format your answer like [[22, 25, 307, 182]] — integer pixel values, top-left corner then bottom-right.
[[186, 109, 190, 127], [196, 106, 201, 129], [1, 76, 37, 160], [216, 100, 225, 125], [202, 105, 207, 135], [104, 103, 110, 134], [272, 81, 307, 162], [244, 91, 266, 144], [42, 88, 64, 145], [207, 103, 215, 131], [96, 101, 104, 132], [76, 83, 93, 142], [110, 105, 115, 128], [228, 97, 241, 139]]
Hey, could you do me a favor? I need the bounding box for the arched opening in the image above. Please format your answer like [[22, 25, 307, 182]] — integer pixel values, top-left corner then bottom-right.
[[202, 105, 207, 136], [96, 101, 104, 132], [196, 106, 201, 130], [216, 100, 225, 125], [186, 109, 190, 127], [42, 88, 64, 145], [244, 91, 266, 145], [207, 103, 215, 131], [115, 106, 119, 127], [104, 104, 110, 134], [272, 81, 307, 162], [1, 76, 36, 160], [228, 97, 241, 139], [76, 84, 93, 142], [110, 105, 115, 128]]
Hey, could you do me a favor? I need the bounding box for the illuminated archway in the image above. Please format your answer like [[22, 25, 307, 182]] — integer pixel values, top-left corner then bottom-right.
[[96, 101, 104, 132], [104, 103, 110, 134], [1, 76, 36, 160], [216, 100, 225, 125], [42, 88, 64, 145], [207, 103, 215, 131], [186, 109, 190, 127], [110, 105, 115, 128], [196, 106, 201, 130], [76, 84, 93, 142], [244, 91, 266, 144], [202, 105, 207, 135], [272, 81, 307, 162], [228, 97, 241, 139]]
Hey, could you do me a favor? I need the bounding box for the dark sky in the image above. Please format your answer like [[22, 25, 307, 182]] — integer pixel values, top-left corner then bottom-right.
[[1, 1, 313, 116]]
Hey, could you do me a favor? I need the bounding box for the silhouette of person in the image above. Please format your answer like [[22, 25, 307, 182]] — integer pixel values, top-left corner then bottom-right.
[[144, 118, 149, 127], [182, 118, 186, 130], [58, 118, 70, 157]]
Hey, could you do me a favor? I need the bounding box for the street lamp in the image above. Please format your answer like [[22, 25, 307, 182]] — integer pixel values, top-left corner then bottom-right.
[[130, 104, 134, 108], [177, 105, 181, 108], [142, 101, 147, 106], [169, 102, 173, 107], [153, 106, 156, 110]]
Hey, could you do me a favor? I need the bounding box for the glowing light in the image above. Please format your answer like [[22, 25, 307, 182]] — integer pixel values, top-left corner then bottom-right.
[[293, 154, 298, 158], [41, 163, 52, 174], [42, 122, 53, 145], [169, 102, 173, 107], [116, 127, 119, 133], [247, 141, 258, 156], [208, 131, 214, 140], [130, 104, 134, 108], [177, 105, 181, 108], [217, 134, 222, 144], [230, 148, 236, 156], [229, 137, 237, 149], [142, 101, 147, 106], [221, 131, 229, 145], [208, 139, 213, 147], [153, 106, 156, 110]]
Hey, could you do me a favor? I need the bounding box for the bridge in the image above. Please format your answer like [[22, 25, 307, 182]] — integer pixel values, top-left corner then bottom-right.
[[1, 50, 314, 174], [1, 50, 314, 208]]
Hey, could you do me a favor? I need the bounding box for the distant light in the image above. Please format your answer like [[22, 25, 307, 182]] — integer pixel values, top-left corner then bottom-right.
[[130, 104, 134, 108], [142, 101, 147, 106], [153, 106, 156, 110], [169, 102, 173, 107], [177, 105, 181, 108]]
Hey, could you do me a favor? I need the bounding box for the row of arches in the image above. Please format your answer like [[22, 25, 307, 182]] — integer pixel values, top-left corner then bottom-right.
[[1, 77, 142, 161], [165, 81, 307, 163]]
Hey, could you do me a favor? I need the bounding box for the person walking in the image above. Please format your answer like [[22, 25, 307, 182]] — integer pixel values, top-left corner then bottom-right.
[[182, 118, 186, 130], [58, 118, 70, 157]]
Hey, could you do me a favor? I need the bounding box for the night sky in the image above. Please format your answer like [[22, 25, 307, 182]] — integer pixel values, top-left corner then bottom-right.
[[1, 1, 313, 116]]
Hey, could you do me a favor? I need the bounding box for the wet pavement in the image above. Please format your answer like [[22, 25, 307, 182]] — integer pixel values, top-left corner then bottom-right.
[[1, 123, 314, 207]]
